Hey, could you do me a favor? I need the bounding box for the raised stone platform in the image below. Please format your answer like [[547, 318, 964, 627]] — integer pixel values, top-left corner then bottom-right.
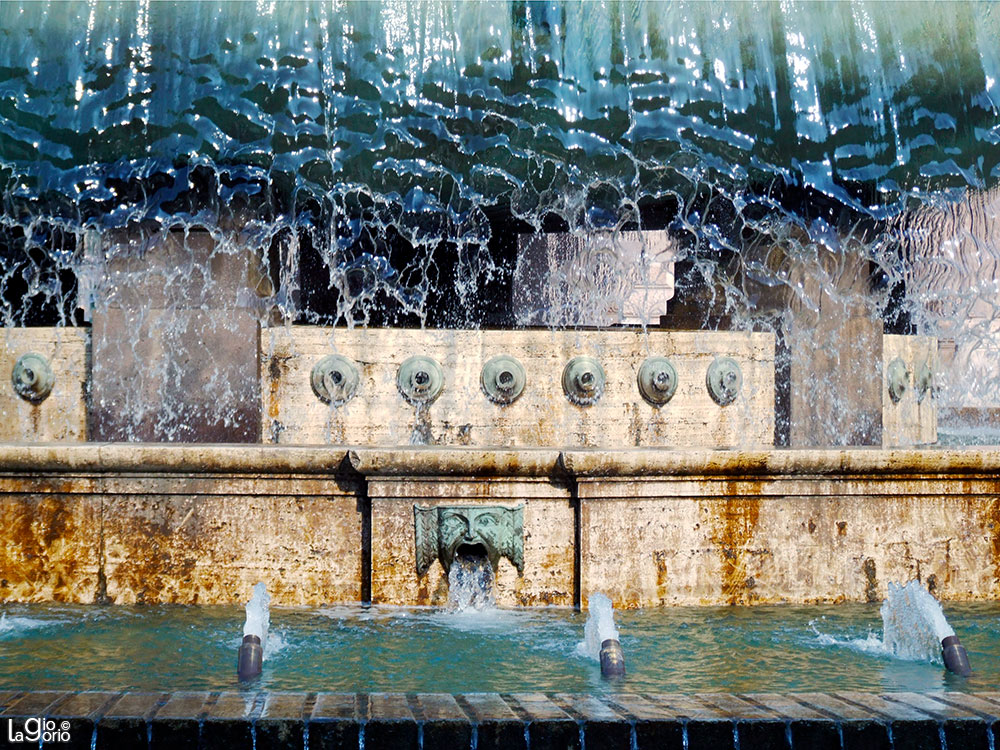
[[1, 444, 1000, 607], [0, 690, 997, 749]]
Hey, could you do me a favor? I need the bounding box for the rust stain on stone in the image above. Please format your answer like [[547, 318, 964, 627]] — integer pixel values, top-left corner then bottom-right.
[[266, 355, 289, 442], [708, 490, 761, 605], [654, 550, 669, 603], [0, 495, 91, 602], [105, 503, 200, 604], [862, 557, 878, 602], [836, 521, 848, 536], [979, 497, 1000, 597]]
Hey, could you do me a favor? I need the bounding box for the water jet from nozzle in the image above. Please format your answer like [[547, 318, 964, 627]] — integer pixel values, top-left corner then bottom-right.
[[238, 582, 270, 682], [578, 593, 625, 679]]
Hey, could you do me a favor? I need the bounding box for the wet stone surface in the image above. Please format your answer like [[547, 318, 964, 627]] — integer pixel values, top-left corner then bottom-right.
[[0, 690, 995, 749]]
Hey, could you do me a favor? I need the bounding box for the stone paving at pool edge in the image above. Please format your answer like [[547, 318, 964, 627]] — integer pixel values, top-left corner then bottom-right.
[[0, 690, 998, 749]]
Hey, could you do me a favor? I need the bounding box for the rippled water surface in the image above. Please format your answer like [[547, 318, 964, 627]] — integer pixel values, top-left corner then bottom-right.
[[1, 602, 997, 694]]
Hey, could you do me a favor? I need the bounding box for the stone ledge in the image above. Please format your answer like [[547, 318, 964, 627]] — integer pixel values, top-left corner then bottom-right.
[[1, 443, 999, 480], [0, 691, 996, 749]]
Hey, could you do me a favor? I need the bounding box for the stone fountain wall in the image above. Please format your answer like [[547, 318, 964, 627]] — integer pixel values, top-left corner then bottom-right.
[[0, 325, 938, 447], [0, 444, 996, 608], [261, 327, 775, 448]]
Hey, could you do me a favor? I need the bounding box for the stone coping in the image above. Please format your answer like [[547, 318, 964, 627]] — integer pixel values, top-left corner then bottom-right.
[[1, 443, 1000, 478], [0, 690, 997, 749]]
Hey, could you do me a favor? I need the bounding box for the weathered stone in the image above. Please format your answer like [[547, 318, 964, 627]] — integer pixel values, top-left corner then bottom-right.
[[576, 450, 1000, 606], [149, 691, 211, 750], [744, 693, 840, 750], [0, 492, 101, 603], [102, 491, 361, 605], [552, 695, 629, 748], [605, 694, 685, 749], [0, 328, 88, 442], [200, 692, 260, 748], [98, 692, 166, 749], [1, 690, 69, 716], [455, 693, 525, 750], [255, 692, 308, 750], [308, 694, 361, 750], [0, 443, 999, 606], [413, 694, 472, 749], [45, 690, 120, 747], [882, 335, 937, 446], [505, 693, 579, 750], [261, 328, 775, 449], [648, 695, 734, 750], [933, 693, 1000, 719], [364, 693, 418, 750]]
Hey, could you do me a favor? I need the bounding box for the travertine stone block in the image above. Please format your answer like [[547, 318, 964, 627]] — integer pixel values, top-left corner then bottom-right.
[[369, 478, 573, 607], [0, 327, 87, 442], [262, 327, 774, 449], [513, 230, 675, 326], [882, 334, 938, 446], [103, 488, 361, 605], [90, 229, 262, 442], [0, 492, 101, 603], [575, 448, 1000, 607]]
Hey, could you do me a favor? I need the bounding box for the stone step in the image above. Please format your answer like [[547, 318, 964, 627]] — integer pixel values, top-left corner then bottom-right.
[[0, 690, 994, 750]]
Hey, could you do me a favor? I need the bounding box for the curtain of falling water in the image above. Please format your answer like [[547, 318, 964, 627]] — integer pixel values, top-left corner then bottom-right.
[[2, 1, 1000, 439]]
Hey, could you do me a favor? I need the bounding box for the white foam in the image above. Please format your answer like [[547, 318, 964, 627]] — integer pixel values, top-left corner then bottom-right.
[[243, 581, 271, 660], [577, 592, 620, 661], [810, 580, 957, 665], [0, 612, 60, 639], [880, 579, 954, 662]]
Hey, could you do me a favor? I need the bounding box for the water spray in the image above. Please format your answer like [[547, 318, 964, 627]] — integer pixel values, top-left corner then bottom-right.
[[238, 582, 270, 682], [881, 580, 972, 677], [579, 593, 625, 680]]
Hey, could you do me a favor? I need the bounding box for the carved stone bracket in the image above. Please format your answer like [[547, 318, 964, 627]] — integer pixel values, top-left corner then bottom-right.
[[414, 504, 524, 576]]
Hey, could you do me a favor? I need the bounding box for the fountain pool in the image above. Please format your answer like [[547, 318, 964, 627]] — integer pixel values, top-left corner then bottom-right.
[[1, 601, 998, 695]]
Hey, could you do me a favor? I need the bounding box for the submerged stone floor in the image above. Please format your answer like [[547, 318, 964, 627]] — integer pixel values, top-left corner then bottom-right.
[[1, 690, 998, 749]]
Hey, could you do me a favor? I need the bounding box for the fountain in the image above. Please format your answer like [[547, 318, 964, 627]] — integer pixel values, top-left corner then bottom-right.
[[237, 582, 271, 682], [578, 592, 626, 679], [2, 0, 1000, 746]]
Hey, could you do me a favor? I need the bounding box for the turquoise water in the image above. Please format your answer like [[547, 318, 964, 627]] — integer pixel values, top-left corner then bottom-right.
[[1, 602, 997, 694]]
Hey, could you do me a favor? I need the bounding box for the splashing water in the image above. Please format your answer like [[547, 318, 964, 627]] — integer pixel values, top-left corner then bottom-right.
[[812, 579, 957, 664], [0, 612, 61, 640], [577, 592, 620, 661], [881, 580, 955, 662], [243, 581, 271, 659], [447, 554, 496, 612]]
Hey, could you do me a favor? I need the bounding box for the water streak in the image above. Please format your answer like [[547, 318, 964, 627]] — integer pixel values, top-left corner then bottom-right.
[[447, 555, 496, 612]]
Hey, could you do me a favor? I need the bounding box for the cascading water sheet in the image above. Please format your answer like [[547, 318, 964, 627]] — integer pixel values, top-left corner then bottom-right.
[[3, 1, 1000, 436]]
